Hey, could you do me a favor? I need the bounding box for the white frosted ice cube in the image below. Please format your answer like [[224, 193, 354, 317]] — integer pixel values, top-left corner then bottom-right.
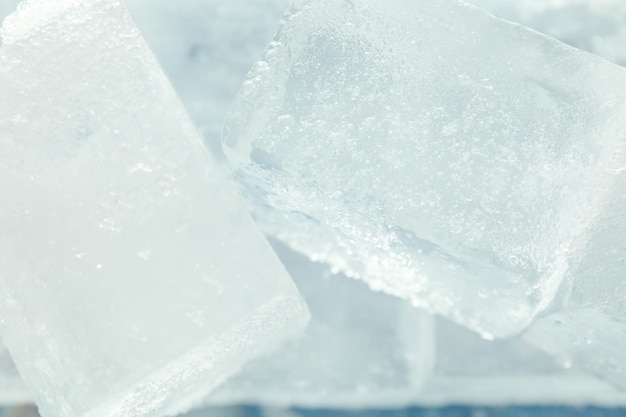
[[207, 242, 435, 408], [222, 0, 626, 338], [0, 1, 308, 417]]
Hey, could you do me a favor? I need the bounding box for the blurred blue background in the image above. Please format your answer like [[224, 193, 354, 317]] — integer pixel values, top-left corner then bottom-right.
[[4, 405, 626, 417]]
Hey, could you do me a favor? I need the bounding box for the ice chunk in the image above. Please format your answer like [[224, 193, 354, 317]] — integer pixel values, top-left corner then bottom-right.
[[470, 0, 626, 66], [524, 174, 626, 390], [222, 0, 626, 338], [126, 0, 289, 164], [0, 1, 308, 417], [207, 242, 435, 408]]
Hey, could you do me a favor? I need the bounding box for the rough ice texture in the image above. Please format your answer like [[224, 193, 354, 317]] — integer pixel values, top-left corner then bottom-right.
[[222, 0, 626, 338], [471, 0, 626, 66], [207, 241, 435, 408], [126, 0, 289, 164], [0, 1, 308, 417]]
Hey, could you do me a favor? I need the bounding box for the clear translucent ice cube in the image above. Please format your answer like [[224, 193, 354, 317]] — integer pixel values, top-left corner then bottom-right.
[[207, 242, 435, 408], [0, 1, 308, 417], [525, 172, 626, 391], [222, 0, 626, 338], [424, 319, 626, 406]]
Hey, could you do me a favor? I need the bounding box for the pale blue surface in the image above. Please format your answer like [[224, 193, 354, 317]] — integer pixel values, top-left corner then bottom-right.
[[183, 406, 626, 417], [175, 406, 626, 417]]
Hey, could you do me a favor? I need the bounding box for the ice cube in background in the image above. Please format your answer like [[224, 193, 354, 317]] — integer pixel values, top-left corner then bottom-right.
[[0, 343, 30, 405], [0, 1, 308, 417], [126, 0, 289, 163], [207, 241, 435, 408], [422, 319, 626, 406], [524, 174, 626, 390], [470, 0, 626, 66]]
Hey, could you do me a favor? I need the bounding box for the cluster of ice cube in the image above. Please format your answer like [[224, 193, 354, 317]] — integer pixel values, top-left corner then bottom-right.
[[1, 0, 625, 417]]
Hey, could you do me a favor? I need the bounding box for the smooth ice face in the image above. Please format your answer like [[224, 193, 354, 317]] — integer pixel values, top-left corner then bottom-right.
[[470, 0, 626, 66], [207, 242, 435, 408], [0, 1, 308, 417], [524, 173, 626, 391], [126, 0, 289, 163], [222, 0, 626, 338]]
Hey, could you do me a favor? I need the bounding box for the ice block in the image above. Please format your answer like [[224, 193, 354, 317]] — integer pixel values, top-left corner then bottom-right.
[[0, 1, 308, 417], [222, 0, 626, 338]]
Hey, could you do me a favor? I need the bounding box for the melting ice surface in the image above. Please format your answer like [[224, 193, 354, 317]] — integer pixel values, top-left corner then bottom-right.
[[222, 0, 626, 338], [0, 1, 308, 417]]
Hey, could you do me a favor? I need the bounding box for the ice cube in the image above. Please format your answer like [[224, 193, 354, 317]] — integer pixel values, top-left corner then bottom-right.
[[524, 174, 626, 390], [126, 0, 290, 164], [222, 0, 626, 338], [425, 318, 626, 406], [470, 0, 626, 66], [0, 1, 308, 417], [207, 242, 435, 408]]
